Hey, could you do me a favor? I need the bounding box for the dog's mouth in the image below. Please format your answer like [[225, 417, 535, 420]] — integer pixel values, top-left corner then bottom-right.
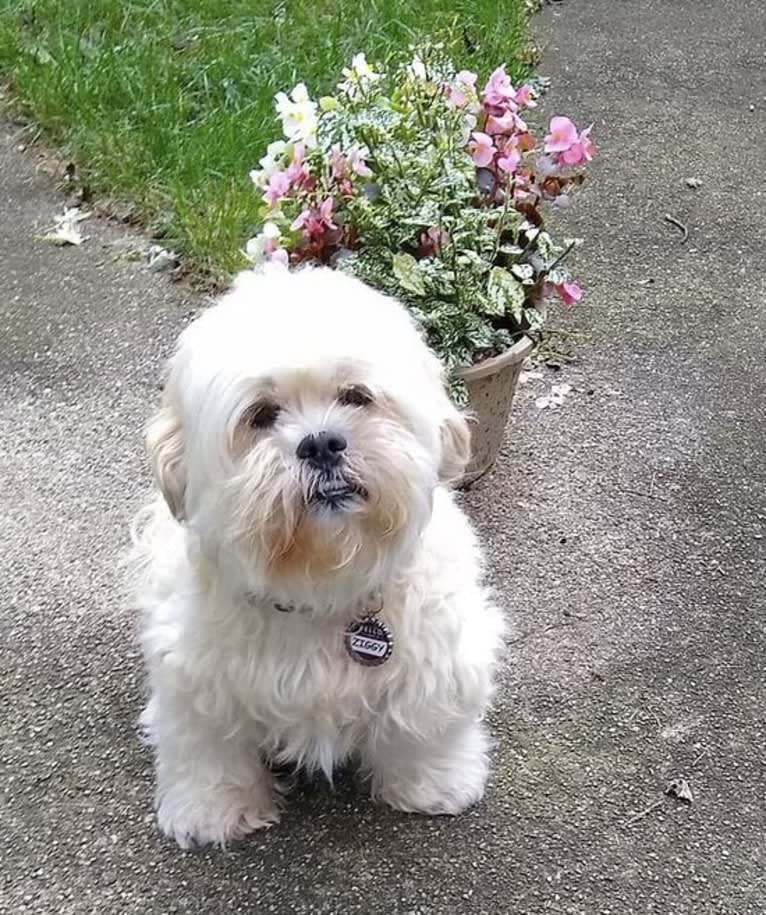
[[309, 477, 368, 511]]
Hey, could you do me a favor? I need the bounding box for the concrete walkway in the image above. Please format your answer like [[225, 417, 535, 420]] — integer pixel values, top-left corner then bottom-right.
[[2, 1, 765, 912]]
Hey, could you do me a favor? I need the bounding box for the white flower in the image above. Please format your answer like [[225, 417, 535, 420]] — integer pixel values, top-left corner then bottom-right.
[[245, 236, 264, 261], [459, 112, 478, 145], [261, 140, 286, 170], [346, 53, 378, 82], [339, 52, 380, 98], [408, 54, 427, 80], [249, 140, 288, 188], [275, 83, 318, 147], [290, 83, 311, 104], [245, 222, 282, 263]]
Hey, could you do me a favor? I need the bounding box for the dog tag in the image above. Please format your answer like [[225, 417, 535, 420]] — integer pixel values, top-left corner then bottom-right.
[[344, 616, 393, 667]]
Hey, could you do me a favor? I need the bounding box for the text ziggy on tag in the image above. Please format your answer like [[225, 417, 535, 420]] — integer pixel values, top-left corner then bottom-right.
[[349, 634, 388, 657]]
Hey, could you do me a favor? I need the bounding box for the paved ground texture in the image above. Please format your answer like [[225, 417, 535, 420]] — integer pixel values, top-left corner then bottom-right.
[[2, 2, 765, 913]]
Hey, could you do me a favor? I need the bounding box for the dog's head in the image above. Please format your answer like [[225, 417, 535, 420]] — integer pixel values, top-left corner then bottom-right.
[[146, 267, 470, 597]]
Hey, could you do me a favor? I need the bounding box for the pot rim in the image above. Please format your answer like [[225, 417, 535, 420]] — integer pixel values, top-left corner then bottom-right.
[[458, 334, 535, 382]]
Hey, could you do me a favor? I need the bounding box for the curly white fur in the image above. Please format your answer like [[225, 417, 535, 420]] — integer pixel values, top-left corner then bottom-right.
[[129, 266, 505, 848]]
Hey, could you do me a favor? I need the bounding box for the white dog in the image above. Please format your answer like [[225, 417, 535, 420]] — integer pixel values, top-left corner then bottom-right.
[[130, 266, 505, 848]]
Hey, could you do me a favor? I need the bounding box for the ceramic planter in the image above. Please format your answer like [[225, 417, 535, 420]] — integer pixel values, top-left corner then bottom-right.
[[457, 334, 534, 487]]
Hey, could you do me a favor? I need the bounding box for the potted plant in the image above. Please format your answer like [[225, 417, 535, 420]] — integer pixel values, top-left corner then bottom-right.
[[246, 47, 596, 484]]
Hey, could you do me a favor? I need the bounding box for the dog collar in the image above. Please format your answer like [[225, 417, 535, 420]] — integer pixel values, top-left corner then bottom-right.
[[246, 589, 394, 666], [262, 587, 384, 618]]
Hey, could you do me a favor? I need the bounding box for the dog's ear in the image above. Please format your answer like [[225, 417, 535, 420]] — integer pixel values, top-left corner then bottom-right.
[[145, 393, 186, 520], [420, 349, 472, 484], [439, 408, 472, 484]]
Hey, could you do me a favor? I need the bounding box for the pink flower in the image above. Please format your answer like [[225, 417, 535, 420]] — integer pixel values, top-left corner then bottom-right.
[[558, 126, 597, 166], [486, 109, 528, 136], [291, 208, 312, 231], [348, 146, 372, 178], [482, 66, 516, 110], [513, 84, 537, 108], [558, 281, 583, 305], [544, 116, 579, 153], [291, 197, 337, 236], [497, 146, 521, 174], [330, 144, 372, 182], [263, 170, 291, 207], [485, 110, 516, 136], [284, 143, 308, 185], [418, 226, 449, 257], [330, 145, 347, 179], [448, 70, 477, 107], [512, 172, 533, 201], [319, 197, 336, 226], [468, 131, 495, 167], [268, 247, 289, 266]]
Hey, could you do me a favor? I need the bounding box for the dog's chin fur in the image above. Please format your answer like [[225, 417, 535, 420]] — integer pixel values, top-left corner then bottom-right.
[[129, 265, 505, 848]]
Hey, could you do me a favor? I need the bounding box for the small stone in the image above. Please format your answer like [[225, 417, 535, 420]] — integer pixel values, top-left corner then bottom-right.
[[685, 177, 702, 189]]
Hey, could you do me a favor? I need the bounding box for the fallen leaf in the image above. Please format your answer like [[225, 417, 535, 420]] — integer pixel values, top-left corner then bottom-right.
[[37, 206, 90, 246], [146, 244, 180, 272], [665, 777, 693, 805], [535, 382, 573, 410]]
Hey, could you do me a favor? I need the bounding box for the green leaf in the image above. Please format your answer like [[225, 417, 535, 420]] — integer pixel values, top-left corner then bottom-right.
[[523, 306, 545, 332], [28, 43, 55, 65], [392, 253, 426, 296], [487, 267, 525, 319], [535, 231, 554, 260], [547, 268, 566, 286]]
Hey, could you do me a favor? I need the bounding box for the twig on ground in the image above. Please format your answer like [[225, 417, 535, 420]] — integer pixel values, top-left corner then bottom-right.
[[664, 212, 689, 244], [617, 485, 669, 504], [625, 798, 665, 826], [510, 617, 579, 645]]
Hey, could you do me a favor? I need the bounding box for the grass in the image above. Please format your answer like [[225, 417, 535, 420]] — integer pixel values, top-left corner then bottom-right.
[[0, 0, 533, 281]]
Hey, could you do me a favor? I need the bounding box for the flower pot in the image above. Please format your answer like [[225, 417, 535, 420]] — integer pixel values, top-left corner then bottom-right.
[[457, 335, 535, 487]]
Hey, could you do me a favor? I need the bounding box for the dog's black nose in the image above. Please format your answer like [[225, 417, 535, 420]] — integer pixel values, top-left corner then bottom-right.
[[296, 431, 347, 468]]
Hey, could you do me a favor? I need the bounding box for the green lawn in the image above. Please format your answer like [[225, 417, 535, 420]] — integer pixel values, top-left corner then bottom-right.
[[0, 1, 532, 281]]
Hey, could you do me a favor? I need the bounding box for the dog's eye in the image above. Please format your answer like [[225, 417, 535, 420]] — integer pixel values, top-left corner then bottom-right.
[[246, 400, 281, 429], [338, 385, 374, 408]]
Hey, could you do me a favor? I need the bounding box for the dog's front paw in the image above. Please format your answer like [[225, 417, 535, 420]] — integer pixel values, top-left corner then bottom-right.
[[156, 779, 281, 848], [371, 723, 489, 816], [376, 765, 487, 815]]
